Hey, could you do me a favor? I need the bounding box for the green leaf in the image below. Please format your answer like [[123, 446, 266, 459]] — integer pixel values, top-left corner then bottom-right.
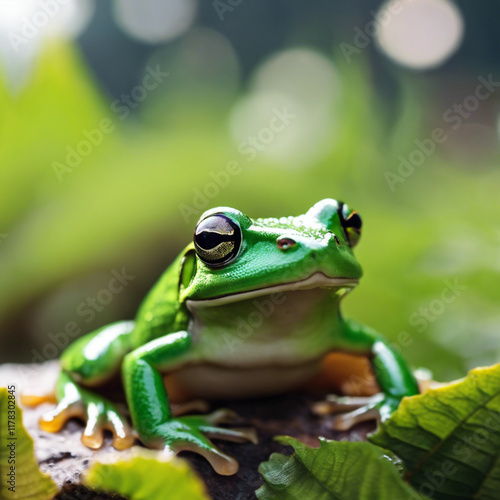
[[84, 448, 209, 500], [0, 387, 58, 500], [370, 363, 500, 499], [256, 436, 424, 500]]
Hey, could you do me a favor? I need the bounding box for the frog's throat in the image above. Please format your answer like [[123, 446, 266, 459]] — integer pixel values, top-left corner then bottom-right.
[[186, 272, 358, 308]]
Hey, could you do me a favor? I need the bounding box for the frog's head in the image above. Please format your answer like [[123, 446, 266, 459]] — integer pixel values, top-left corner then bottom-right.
[[179, 199, 363, 304]]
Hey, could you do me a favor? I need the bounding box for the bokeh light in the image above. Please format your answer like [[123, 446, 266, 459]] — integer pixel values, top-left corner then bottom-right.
[[113, 0, 197, 44], [251, 48, 340, 111], [1, 1, 500, 385], [230, 48, 341, 168], [0, 0, 95, 89], [144, 27, 241, 116], [375, 0, 464, 70]]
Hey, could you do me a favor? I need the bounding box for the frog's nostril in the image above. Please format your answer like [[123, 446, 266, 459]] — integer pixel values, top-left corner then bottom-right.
[[277, 237, 297, 251]]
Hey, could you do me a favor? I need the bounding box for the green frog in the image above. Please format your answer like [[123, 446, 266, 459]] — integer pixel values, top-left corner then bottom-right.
[[35, 199, 418, 475]]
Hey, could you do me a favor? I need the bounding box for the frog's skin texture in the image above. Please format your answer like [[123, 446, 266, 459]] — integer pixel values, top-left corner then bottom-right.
[[34, 199, 419, 475]]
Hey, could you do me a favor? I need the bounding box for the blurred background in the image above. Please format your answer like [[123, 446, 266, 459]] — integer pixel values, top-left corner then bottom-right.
[[0, 0, 499, 381]]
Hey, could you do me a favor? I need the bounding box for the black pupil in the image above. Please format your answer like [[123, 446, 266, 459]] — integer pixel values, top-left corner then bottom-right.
[[196, 231, 233, 250], [345, 213, 362, 230], [194, 214, 242, 267]]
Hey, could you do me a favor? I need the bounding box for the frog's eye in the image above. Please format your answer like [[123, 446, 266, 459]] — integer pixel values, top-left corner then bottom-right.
[[338, 202, 362, 247], [194, 214, 242, 268]]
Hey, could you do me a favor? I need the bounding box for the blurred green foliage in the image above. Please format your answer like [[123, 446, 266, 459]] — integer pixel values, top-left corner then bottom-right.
[[1, 39, 499, 382]]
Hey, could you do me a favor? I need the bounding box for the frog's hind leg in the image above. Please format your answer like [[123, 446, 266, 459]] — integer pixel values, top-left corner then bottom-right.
[[314, 318, 419, 430], [40, 321, 137, 450], [313, 368, 434, 430]]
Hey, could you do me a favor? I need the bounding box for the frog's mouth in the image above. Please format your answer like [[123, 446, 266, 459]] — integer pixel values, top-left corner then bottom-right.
[[186, 272, 358, 308]]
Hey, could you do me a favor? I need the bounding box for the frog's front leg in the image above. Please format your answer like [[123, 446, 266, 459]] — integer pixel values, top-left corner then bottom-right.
[[123, 331, 257, 476], [38, 321, 136, 450], [319, 318, 419, 430]]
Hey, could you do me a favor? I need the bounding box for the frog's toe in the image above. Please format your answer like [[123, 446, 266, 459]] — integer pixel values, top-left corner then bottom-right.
[[144, 414, 255, 475], [82, 403, 135, 450], [104, 410, 136, 450], [204, 408, 240, 425], [330, 405, 380, 431], [81, 403, 105, 449], [171, 399, 210, 417], [200, 409, 258, 443], [312, 395, 377, 416], [40, 399, 86, 433], [313, 393, 401, 430], [171, 440, 239, 476], [200, 425, 258, 444], [40, 389, 135, 451]]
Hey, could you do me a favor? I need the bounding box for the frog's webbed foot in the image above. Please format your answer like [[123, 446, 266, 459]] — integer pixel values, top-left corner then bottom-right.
[[39, 373, 135, 451], [198, 409, 258, 444], [143, 409, 257, 476], [312, 393, 397, 430], [171, 399, 210, 416]]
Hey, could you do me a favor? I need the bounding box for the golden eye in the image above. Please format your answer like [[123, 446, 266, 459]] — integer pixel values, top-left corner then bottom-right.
[[194, 214, 242, 267], [338, 202, 362, 247]]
